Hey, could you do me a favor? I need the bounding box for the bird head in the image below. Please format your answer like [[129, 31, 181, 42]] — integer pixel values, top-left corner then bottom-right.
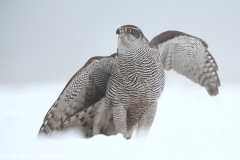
[[116, 25, 148, 48]]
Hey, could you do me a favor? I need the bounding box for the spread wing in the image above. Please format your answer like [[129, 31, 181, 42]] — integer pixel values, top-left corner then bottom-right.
[[149, 31, 220, 96], [38, 53, 118, 135]]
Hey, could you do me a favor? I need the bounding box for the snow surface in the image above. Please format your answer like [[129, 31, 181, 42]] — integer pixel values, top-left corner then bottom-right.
[[0, 80, 240, 160]]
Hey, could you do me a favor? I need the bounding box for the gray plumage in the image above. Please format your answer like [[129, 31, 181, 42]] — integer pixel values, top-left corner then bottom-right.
[[38, 25, 220, 139]]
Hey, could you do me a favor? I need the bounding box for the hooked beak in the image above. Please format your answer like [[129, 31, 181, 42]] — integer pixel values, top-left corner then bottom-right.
[[116, 28, 120, 35]]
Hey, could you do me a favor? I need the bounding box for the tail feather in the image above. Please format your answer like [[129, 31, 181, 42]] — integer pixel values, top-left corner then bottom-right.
[[56, 97, 116, 138], [59, 105, 95, 137]]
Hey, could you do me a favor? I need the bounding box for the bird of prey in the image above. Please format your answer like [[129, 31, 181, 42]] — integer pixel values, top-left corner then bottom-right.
[[38, 25, 220, 139]]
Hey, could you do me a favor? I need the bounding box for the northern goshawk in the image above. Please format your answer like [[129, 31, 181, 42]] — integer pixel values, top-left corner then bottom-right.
[[39, 25, 220, 139]]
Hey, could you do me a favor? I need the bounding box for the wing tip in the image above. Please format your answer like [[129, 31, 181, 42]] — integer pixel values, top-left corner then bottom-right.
[[205, 84, 219, 96]]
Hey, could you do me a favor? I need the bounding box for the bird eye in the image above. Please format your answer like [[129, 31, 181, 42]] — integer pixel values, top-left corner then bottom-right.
[[127, 28, 132, 33]]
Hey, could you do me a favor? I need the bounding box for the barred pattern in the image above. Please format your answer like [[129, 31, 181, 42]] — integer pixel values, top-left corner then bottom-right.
[[153, 35, 220, 96], [39, 54, 117, 135], [39, 26, 220, 139], [58, 98, 115, 138], [106, 44, 164, 133], [65, 58, 114, 102]]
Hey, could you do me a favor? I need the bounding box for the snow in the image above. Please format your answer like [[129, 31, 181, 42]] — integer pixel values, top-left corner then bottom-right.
[[0, 80, 240, 160]]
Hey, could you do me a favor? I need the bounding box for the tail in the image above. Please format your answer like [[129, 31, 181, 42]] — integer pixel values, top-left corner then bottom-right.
[[39, 98, 116, 138]]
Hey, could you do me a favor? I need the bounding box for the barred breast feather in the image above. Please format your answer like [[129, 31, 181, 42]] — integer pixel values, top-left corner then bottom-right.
[[105, 44, 164, 128]]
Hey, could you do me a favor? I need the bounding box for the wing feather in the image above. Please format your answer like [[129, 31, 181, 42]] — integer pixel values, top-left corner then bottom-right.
[[149, 31, 220, 96], [39, 53, 118, 135]]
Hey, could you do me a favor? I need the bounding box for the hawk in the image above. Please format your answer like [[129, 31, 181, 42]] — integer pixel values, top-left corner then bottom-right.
[[38, 25, 220, 139]]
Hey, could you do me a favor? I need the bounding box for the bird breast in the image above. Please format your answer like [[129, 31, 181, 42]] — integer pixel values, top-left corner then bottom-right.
[[108, 44, 164, 107]]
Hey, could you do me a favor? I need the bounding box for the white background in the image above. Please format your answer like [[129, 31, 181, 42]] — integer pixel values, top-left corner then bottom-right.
[[0, 0, 240, 159], [1, 0, 240, 84]]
